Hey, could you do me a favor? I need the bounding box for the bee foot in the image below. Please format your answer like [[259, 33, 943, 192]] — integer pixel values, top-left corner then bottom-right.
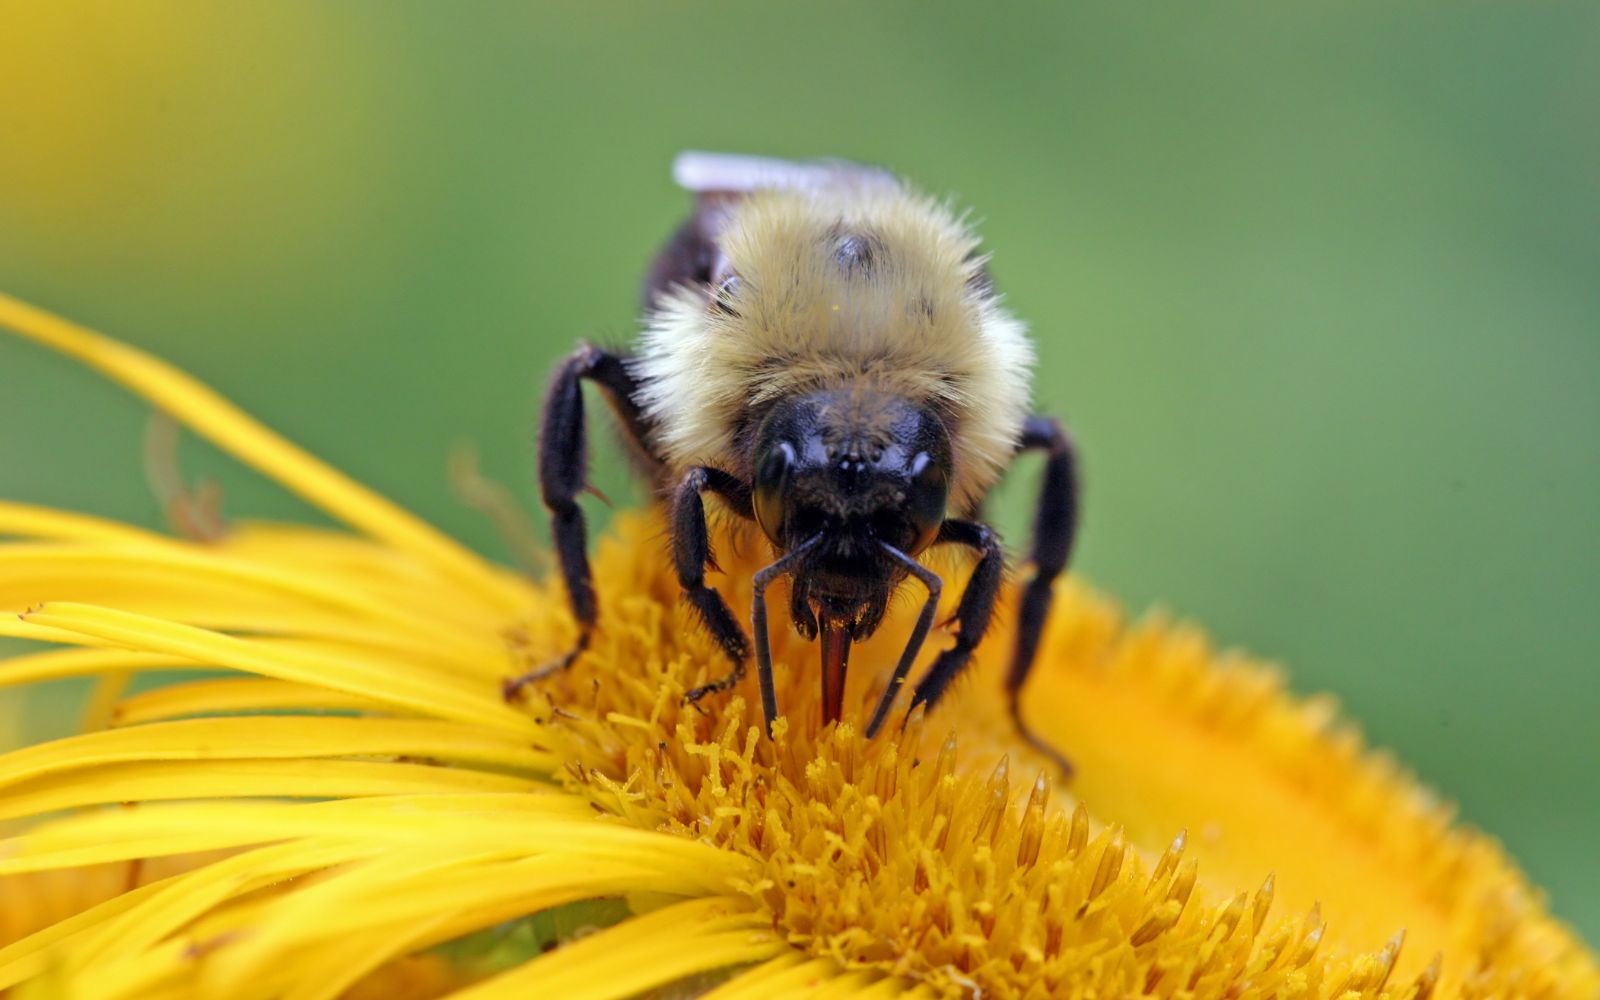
[[683, 675, 739, 710], [502, 642, 584, 702]]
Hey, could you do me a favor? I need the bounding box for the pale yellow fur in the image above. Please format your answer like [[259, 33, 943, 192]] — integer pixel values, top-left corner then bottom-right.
[[632, 183, 1033, 510]]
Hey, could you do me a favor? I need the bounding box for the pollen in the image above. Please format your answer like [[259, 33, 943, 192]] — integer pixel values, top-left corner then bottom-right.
[[0, 292, 1595, 999]]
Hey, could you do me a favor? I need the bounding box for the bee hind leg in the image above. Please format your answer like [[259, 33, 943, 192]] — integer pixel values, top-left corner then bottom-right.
[[504, 344, 657, 701], [1002, 415, 1080, 777]]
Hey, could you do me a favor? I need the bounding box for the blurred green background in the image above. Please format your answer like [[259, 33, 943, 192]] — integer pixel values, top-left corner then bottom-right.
[[1, 2, 1596, 937]]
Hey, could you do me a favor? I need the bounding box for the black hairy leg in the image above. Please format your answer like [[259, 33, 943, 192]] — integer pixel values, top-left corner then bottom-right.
[[747, 534, 822, 734], [864, 542, 943, 738], [904, 519, 1005, 723], [504, 344, 659, 700], [673, 466, 761, 707], [1003, 414, 1081, 775]]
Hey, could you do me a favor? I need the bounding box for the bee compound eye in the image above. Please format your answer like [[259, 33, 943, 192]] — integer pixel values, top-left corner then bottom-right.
[[905, 451, 948, 554], [753, 440, 796, 543]]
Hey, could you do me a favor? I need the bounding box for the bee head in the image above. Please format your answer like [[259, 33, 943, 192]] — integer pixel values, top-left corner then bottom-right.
[[751, 388, 951, 635]]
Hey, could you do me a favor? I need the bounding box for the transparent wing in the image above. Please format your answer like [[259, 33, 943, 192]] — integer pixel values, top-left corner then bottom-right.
[[672, 151, 898, 195]]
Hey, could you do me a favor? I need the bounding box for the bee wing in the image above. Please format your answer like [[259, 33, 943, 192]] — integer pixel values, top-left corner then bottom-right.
[[645, 153, 897, 307], [672, 151, 898, 196]]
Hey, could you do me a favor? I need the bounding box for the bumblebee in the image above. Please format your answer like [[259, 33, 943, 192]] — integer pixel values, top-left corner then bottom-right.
[[511, 153, 1079, 771]]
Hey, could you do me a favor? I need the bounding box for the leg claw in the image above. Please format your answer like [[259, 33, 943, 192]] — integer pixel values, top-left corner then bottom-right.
[[502, 644, 582, 703], [683, 672, 741, 709]]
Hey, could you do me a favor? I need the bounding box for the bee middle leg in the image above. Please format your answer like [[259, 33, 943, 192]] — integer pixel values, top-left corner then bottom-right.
[[903, 519, 1005, 722], [504, 344, 658, 700], [902, 513, 1074, 776]]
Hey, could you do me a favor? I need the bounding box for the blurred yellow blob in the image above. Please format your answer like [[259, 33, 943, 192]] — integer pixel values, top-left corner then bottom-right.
[[0, 3, 391, 271]]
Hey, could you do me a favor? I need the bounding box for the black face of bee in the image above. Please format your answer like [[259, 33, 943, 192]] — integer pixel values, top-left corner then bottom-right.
[[751, 389, 951, 638]]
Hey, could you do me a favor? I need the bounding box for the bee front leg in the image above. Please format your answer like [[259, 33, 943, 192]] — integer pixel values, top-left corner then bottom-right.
[[673, 466, 756, 706], [865, 542, 943, 738], [504, 344, 657, 700]]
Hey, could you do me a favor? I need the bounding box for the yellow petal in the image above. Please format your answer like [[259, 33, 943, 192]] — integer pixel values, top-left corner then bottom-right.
[[279, 915, 459, 1000], [0, 293, 524, 615], [0, 795, 692, 874], [0, 872, 175, 990], [110, 678, 384, 725], [450, 898, 784, 1000], [0, 717, 552, 796], [206, 854, 745, 997], [0, 757, 539, 821], [63, 840, 360, 971], [0, 502, 170, 546], [698, 952, 813, 999], [18, 604, 526, 731], [701, 955, 852, 1000], [0, 647, 194, 689], [0, 547, 503, 666]]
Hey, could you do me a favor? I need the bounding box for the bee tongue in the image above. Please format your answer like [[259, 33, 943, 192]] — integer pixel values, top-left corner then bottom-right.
[[818, 616, 853, 729]]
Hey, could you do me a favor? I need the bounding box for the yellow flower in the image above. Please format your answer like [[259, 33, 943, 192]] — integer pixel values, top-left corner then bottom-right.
[[0, 292, 1595, 1000]]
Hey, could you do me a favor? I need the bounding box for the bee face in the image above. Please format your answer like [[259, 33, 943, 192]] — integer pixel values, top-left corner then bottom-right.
[[751, 387, 950, 631]]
